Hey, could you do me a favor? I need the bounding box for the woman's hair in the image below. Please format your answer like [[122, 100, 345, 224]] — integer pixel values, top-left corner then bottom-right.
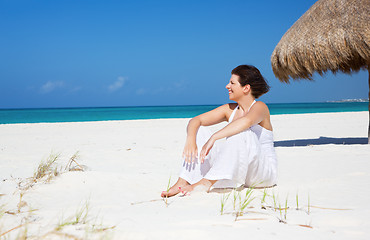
[[231, 65, 270, 98]]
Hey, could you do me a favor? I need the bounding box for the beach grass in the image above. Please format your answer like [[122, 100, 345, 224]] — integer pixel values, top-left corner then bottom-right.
[[261, 188, 268, 209], [296, 191, 299, 210], [0, 222, 28, 239], [239, 187, 255, 213], [34, 152, 60, 181], [16, 151, 84, 192], [53, 201, 115, 239], [55, 201, 90, 231], [220, 192, 231, 215], [272, 190, 277, 211], [65, 151, 85, 172], [0, 151, 114, 239], [15, 224, 27, 240], [232, 189, 239, 211], [216, 187, 319, 226], [284, 194, 288, 221], [16, 191, 27, 214], [164, 175, 171, 207], [0, 204, 5, 219]]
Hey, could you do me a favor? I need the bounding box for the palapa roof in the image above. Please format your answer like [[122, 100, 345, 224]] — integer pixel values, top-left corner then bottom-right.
[[271, 0, 370, 83]]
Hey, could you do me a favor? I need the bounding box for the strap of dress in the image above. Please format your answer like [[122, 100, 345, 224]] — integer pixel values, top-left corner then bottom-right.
[[229, 100, 256, 122], [247, 100, 256, 112], [229, 106, 238, 122]]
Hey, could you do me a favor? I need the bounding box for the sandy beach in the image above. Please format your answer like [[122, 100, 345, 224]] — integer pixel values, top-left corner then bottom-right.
[[1, 111, 369, 239]]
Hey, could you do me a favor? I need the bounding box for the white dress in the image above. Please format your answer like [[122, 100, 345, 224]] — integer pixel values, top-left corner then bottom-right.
[[179, 101, 277, 188]]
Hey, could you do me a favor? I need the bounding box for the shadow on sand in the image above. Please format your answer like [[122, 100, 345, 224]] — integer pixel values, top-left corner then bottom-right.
[[274, 136, 368, 147]]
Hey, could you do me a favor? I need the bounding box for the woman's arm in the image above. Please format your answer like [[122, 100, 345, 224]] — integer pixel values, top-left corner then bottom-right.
[[183, 104, 231, 163], [186, 104, 230, 141], [199, 102, 268, 162]]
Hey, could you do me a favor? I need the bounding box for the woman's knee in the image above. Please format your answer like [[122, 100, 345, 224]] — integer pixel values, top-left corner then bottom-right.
[[196, 126, 212, 144], [227, 129, 256, 142]]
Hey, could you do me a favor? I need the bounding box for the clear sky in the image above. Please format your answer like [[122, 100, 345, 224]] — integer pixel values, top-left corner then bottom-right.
[[1, 0, 368, 109]]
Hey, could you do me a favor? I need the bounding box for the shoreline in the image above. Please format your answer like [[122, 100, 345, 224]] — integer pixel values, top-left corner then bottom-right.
[[0, 111, 369, 239]]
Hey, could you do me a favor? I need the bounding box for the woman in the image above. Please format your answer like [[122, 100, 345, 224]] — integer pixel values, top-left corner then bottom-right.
[[161, 65, 277, 197]]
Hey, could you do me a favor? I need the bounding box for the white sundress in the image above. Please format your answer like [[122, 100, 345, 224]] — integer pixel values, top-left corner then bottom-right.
[[179, 101, 277, 188]]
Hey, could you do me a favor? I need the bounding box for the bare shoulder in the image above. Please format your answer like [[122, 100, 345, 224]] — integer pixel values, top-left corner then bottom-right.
[[252, 101, 270, 112], [249, 101, 271, 121], [252, 101, 272, 130]]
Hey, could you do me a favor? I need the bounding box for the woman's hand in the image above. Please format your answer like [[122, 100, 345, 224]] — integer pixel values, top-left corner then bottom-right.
[[199, 137, 215, 163], [182, 139, 198, 163]]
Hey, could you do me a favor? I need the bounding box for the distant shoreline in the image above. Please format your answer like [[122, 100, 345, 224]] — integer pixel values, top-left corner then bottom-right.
[[326, 98, 369, 103]]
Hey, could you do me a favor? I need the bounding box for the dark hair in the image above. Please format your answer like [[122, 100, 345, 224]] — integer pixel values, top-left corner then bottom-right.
[[231, 65, 270, 98]]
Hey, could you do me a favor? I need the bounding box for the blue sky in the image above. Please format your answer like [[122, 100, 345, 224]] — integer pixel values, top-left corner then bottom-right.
[[1, 0, 368, 108]]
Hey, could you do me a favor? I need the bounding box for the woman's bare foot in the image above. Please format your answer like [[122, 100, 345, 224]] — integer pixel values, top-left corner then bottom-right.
[[161, 177, 190, 198], [179, 178, 217, 196]]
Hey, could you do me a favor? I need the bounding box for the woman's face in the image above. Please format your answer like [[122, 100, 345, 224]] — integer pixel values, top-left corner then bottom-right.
[[226, 74, 244, 101]]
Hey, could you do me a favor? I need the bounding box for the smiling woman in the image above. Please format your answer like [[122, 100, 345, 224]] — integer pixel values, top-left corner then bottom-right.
[[162, 65, 277, 197]]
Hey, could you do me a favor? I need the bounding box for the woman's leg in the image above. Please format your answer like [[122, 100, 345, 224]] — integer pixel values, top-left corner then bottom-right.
[[178, 126, 213, 184], [204, 129, 261, 188], [161, 127, 213, 197], [178, 178, 217, 195], [177, 132, 252, 194]]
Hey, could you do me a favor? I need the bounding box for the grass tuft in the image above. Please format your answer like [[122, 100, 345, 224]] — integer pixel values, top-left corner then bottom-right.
[[65, 151, 84, 172], [34, 153, 60, 180], [232, 189, 239, 211], [55, 201, 90, 231], [296, 191, 299, 210], [0, 151, 115, 240], [220, 192, 231, 215], [165, 176, 171, 207], [17, 191, 27, 214], [261, 188, 268, 209], [284, 194, 288, 221], [240, 187, 255, 213], [52, 201, 115, 239], [272, 190, 277, 211], [235, 186, 256, 221]]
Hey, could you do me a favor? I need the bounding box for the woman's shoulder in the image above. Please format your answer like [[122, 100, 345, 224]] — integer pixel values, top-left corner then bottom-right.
[[251, 101, 270, 116], [251, 101, 270, 114], [254, 101, 268, 108]]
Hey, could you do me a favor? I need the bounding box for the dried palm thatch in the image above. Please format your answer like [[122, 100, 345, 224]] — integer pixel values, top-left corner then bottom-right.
[[271, 0, 370, 143], [271, 0, 369, 82]]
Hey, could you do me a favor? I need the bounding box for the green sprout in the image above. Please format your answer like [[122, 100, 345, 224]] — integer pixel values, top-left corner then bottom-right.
[[220, 192, 231, 215]]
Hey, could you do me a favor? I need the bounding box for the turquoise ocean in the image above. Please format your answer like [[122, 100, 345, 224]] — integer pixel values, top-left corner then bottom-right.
[[0, 102, 368, 124]]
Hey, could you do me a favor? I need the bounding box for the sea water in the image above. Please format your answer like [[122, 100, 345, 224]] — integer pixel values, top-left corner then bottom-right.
[[0, 102, 368, 124]]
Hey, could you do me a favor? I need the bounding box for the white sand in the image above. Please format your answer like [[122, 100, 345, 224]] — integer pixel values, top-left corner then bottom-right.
[[0, 111, 369, 239]]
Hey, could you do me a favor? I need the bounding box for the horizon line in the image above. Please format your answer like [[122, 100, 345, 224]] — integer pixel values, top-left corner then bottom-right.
[[0, 99, 368, 111]]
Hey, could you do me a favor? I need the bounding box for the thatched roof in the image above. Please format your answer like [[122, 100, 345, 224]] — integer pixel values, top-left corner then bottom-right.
[[271, 0, 370, 83]]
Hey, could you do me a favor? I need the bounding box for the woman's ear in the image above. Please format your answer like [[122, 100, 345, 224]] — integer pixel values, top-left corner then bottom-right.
[[243, 84, 251, 94]]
